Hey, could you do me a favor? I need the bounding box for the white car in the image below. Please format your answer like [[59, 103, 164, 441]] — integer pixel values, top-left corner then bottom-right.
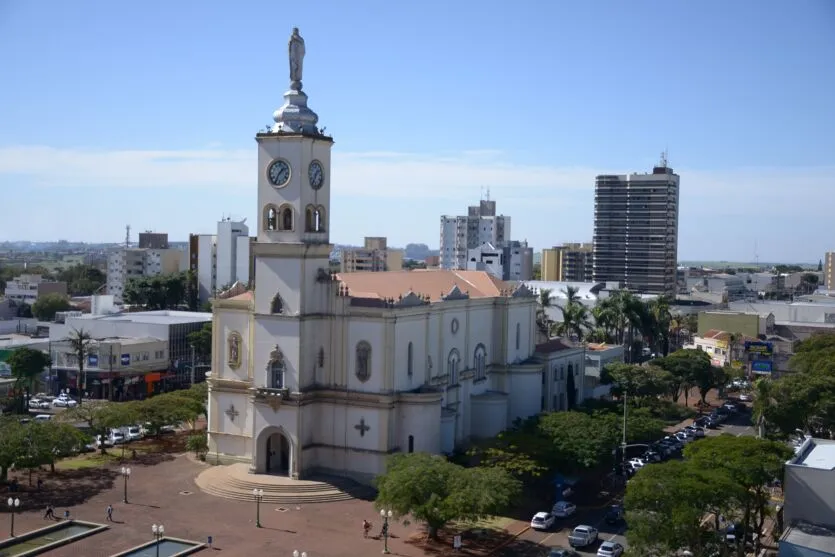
[[738, 393, 751, 402], [52, 396, 78, 408], [597, 541, 625, 557], [33, 414, 52, 422], [531, 512, 556, 530], [28, 398, 51, 409], [109, 429, 127, 445], [628, 458, 645, 468], [124, 425, 143, 442], [552, 501, 577, 518]]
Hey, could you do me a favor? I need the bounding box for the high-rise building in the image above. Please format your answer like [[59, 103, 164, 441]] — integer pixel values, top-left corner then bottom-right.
[[825, 252, 835, 289], [138, 232, 169, 249], [541, 243, 594, 282], [341, 237, 403, 273], [106, 248, 187, 303], [188, 218, 253, 304], [593, 157, 680, 296], [440, 199, 510, 270]]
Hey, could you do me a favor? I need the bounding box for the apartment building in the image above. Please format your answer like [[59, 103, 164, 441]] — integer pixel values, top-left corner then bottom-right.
[[138, 232, 169, 249], [541, 243, 593, 282], [189, 218, 254, 303], [341, 237, 403, 273], [106, 248, 186, 303], [593, 157, 680, 296], [440, 198, 510, 270], [4, 274, 68, 305], [824, 252, 835, 288]]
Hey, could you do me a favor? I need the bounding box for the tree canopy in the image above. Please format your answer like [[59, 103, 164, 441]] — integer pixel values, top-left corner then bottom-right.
[[374, 453, 520, 538], [187, 323, 212, 361], [31, 292, 71, 321], [55, 264, 106, 296], [123, 272, 189, 310]]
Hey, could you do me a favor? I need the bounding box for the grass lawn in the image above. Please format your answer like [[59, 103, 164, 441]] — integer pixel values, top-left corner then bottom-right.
[[55, 440, 169, 470]]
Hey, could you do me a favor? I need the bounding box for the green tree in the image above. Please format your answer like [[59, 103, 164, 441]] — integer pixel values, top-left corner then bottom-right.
[[186, 432, 208, 459], [31, 292, 71, 321], [7, 347, 51, 411], [17, 421, 89, 480], [655, 349, 714, 406], [61, 400, 135, 454], [135, 391, 202, 436], [600, 362, 672, 401], [0, 418, 25, 481], [187, 323, 213, 362], [123, 272, 189, 310], [625, 460, 738, 557], [374, 453, 520, 539], [65, 328, 92, 404], [536, 288, 553, 339], [684, 435, 793, 556], [56, 264, 106, 296]]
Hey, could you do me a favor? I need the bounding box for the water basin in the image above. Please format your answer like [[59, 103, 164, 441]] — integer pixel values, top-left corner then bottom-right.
[[111, 538, 204, 557], [0, 521, 107, 556]]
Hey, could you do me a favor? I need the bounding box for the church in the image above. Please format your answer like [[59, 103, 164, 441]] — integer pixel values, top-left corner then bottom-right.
[[205, 29, 570, 484]]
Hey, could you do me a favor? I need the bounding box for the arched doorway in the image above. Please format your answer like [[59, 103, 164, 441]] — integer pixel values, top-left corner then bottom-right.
[[265, 431, 290, 474]]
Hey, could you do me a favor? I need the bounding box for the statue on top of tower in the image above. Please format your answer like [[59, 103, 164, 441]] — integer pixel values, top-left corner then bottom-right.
[[289, 28, 305, 87]]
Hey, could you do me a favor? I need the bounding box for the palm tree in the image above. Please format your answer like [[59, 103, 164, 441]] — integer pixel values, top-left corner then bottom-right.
[[536, 288, 554, 341], [647, 296, 673, 356], [555, 287, 592, 342], [66, 328, 92, 405], [752, 377, 774, 438]]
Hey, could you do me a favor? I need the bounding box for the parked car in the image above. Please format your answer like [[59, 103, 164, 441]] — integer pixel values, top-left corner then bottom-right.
[[597, 541, 625, 557], [642, 450, 662, 463], [52, 395, 78, 408], [124, 425, 143, 442], [738, 393, 751, 402], [531, 512, 556, 531], [685, 425, 706, 438], [109, 429, 126, 445], [28, 398, 51, 410], [568, 525, 599, 548], [552, 501, 577, 518], [549, 548, 579, 557], [604, 504, 624, 524], [33, 414, 52, 422]]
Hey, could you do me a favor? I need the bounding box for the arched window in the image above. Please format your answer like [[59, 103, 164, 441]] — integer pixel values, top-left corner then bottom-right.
[[515, 323, 521, 350], [316, 205, 326, 231], [447, 349, 460, 385], [355, 341, 371, 382], [305, 205, 315, 232], [473, 344, 487, 381], [407, 342, 413, 377], [270, 357, 285, 389], [271, 293, 284, 314], [264, 205, 278, 231], [278, 205, 294, 231], [568, 362, 574, 376]]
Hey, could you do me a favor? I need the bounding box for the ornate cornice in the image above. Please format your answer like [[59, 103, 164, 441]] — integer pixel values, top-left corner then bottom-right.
[[208, 377, 252, 391]]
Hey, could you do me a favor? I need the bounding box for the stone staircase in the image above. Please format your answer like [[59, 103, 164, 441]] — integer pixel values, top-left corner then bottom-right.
[[195, 463, 373, 504]]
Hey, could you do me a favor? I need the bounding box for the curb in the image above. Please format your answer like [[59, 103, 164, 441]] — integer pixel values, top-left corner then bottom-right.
[[487, 525, 530, 555]]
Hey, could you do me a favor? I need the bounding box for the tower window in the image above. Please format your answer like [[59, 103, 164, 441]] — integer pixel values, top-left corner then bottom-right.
[[278, 205, 294, 231], [264, 205, 279, 231], [305, 204, 327, 232]]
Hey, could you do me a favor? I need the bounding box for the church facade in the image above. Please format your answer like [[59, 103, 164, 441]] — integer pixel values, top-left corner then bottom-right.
[[205, 30, 555, 484]]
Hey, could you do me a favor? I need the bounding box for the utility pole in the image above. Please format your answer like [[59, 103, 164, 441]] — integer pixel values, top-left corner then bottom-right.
[[621, 392, 628, 474], [190, 344, 196, 386]]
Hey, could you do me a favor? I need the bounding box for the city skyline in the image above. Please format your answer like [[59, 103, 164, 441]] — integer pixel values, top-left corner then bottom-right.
[[1, 0, 833, 261]]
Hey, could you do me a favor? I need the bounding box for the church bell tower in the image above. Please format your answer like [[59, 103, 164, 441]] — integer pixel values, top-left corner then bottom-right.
[[252, 28, 334, 320]]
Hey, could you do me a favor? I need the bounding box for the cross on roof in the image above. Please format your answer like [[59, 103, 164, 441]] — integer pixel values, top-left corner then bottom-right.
[[225, 404, 240, 421], [354, 417, 370, 437]]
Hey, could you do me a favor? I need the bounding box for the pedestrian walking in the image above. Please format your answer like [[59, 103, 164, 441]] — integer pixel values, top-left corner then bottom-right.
[[63, 509, 70, 521], [43, 504, 55, 520], [106, 504, 114, 521], [363, 519, 371, 538], [37, 478, 43, 492]]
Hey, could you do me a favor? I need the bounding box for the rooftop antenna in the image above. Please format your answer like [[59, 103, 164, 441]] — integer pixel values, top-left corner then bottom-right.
[[754, 239, 759, 269], [485, 187, 491, 202], [125, 225, 131, 248], [659, 149, 669, 169]]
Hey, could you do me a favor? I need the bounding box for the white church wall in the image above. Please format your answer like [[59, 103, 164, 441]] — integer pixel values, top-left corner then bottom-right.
[[441, 307, 468, 377], [506, 303, 535, 364], [347, 318, 385, 393], [507, 369, 543, 423], [254, 257, 303, 315], [253, 317, 301, 389], [470, 394, 508, 438], [392, 314, 427, 392], [300, 257, 334, 315], [397, 402, 441, 454], [218, 310, 252, 382], [426, 312, 442, 380], [465, 304, 494, 367], [300, 317, 331, 388]]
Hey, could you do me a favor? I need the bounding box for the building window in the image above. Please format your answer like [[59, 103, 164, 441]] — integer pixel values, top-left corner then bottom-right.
[[408, 435, 414, 453], [355, 341, 372, 382], [515, 323, 521, 350], [317, 347, 325, 368], [271, 293, 284, 314], [447, 349, 460, 385], [277, 204, 294, 231], [269, 358, 285, 389], [474, 344, 486, 380], [568, 362, 573, 377], [304, 204, 326, 232], [264, 205, 279, 231], [407, 342, 413, 377]]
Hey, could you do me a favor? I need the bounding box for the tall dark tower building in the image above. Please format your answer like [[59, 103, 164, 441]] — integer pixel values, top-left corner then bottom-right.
[[593, 154, 680, 296]]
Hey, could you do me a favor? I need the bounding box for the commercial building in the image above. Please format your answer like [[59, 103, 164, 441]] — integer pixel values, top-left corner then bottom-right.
[[583, 343, 623, 399], [48, 309, 212, 394], [780, 437, 835, 556], [106, 248, 187, 303], [440, 198, 510, 270], [189, 218, 254, 304], [340, 237, 403, 273], [593, 157, 680, 296], [4, 274, 68, 305], [541, 243, 593, 282], [825, 252, 835, 289], [466, 240, 533, 281], [138, 231, 169, 249]]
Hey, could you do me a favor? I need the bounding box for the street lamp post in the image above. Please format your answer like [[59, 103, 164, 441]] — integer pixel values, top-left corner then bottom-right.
[[621, 392, 628, 476], [152, 523, 165, 557], [121, 466, 131, 503], [7, 497, 20, 537], [292, 551, 308, 557], [379, 508, 393, 554], [253, 489, 264, 528]]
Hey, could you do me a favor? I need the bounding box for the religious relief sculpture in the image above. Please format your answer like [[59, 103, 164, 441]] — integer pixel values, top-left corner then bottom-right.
[[228, 332, 243, 370], [288, 27, 305, 87], [355, 341, 371, 382]]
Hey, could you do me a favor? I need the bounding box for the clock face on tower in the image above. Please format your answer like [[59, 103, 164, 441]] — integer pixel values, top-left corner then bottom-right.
[[308, 160, 325, 190], [268, 159, 291, 187]]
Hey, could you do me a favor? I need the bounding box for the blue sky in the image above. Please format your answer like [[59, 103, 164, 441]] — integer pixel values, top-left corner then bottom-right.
[[1, 0, 833, 262]]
